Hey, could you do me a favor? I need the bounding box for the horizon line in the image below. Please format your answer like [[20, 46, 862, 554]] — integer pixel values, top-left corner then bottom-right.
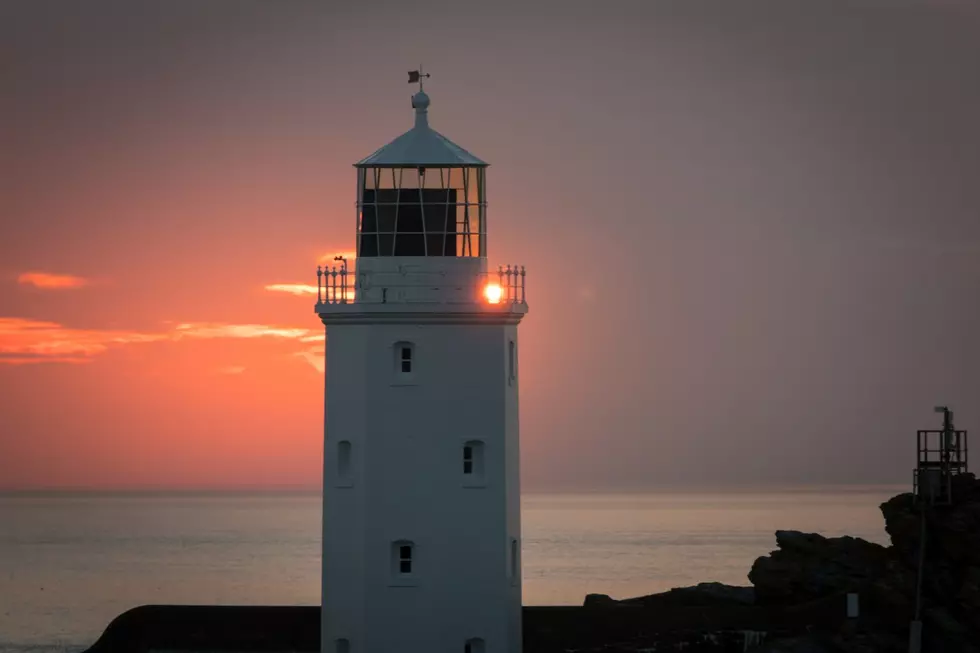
[[0, 482, 911, 496]]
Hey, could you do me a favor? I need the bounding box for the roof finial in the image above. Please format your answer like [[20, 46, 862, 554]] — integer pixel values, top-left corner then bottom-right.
[[408, 66, 431, 128]]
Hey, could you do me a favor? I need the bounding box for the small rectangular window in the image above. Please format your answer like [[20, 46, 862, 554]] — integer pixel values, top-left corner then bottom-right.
[[337, 441, 352, 486], [400, 346, 412, 374], [509, 538, 519, 580], [508, 340, 516, 384], [399, 545, 413, 574], [462, 441, 485, 487], [390, 541, 417, 586]]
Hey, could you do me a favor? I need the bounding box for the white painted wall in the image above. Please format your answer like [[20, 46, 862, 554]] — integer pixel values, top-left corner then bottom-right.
[[321, 310, 524, 653]]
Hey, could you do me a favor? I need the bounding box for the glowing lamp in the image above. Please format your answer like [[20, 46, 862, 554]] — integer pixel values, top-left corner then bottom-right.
[[484, 283, 503, 304]]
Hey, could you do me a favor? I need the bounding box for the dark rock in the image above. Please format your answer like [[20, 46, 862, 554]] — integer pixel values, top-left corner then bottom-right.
[[863, 559, 916, 623], [924, 606, 969, 637], [876, 472, 980, 649], [756, 625, 909, 653], [583, 593, 618, 608], [881, 473, 980, 570], [749, 473, 980, 652], [620, 582, 755, 607], [754, 634, 837, 653], [748, 531, 890, 604], [956, 566, 980, 630]]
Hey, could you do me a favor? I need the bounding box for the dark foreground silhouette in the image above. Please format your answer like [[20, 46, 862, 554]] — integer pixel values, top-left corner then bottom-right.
[[82, 474, 980, 653]]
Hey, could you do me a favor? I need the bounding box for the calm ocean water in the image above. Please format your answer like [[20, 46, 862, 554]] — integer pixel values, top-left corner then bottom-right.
[[0, 487, 903, 653]]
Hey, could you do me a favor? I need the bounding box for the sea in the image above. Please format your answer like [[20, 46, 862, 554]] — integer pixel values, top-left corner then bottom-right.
[[0, 486, 904, 653]]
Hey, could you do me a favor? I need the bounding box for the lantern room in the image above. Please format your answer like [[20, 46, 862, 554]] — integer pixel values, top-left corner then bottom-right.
[[354, 89, 488, 259]]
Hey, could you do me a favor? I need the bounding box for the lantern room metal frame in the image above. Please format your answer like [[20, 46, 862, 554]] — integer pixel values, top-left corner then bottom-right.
[[354, 165, 487, 259]]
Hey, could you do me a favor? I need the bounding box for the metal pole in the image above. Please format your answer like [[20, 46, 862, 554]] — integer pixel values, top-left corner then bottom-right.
[[910, 505, 926, 653]]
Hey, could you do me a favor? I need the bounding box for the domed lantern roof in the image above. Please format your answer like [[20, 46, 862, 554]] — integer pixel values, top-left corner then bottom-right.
[[354, 74, 487, 168]]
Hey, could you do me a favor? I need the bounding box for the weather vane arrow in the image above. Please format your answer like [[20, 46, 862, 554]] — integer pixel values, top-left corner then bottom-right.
[[408, 66, 430, 87]]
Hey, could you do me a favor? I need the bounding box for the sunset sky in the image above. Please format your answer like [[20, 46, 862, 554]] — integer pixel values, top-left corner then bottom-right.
[[2, 0, 979, 491]]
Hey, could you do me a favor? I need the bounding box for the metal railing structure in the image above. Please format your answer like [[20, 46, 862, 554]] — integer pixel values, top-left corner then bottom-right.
[[496, 265, 527, 305], [912, 406, 969, 506], [315, 262, 528, 308], [316, 259, 351, 305]]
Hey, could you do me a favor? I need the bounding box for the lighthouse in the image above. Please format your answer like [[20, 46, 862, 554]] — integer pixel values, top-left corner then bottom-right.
[[316, 73, 528, 653]]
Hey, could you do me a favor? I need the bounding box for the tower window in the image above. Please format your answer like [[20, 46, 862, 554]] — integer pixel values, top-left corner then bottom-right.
[[392, 540, 414, 576], [464, 638, 485, 653], [399, 545, 412, 574], [389, 540, 418, 586], [509, 537, 519, 581], [393, 341, 415, 380], [508, 340, 516, 385], [462, 440, 485, 486], [337, 441, 352, 486]]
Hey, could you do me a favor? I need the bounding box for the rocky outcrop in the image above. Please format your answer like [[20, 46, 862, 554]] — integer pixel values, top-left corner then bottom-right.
[[584, 474, 980, 652], [620, 581, 756, 607], [748, 531, 891, 605], [746, 473, 980, 653], [583, 592, 619, 608]]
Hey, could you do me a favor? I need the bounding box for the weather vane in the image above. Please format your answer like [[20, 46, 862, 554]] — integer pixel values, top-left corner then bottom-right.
[[408, 66, 430, 90]]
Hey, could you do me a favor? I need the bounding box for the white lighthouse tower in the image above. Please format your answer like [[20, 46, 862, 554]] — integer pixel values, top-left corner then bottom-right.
[[316, 74, 528, 653]]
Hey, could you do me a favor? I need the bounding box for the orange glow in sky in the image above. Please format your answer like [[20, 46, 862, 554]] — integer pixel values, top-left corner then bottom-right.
[[4, 0, 979, 492], [17, 272, 92, 290]]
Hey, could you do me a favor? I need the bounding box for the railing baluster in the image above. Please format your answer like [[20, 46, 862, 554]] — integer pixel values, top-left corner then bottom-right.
[[520, 266, 526, 304], [512, 264, 518, 303], [317, 266, 323, 304], [340, 263, 348, 304]]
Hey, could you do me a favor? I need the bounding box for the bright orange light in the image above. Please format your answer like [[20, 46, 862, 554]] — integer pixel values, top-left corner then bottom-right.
[[484, 283, 503, 304]]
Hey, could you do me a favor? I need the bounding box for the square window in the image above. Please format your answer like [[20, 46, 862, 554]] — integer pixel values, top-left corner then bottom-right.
[[399, 559, 412, 574]]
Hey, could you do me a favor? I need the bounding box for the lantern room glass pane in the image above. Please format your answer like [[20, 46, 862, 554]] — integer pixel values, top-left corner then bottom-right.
[[357, 166, 486, 258]]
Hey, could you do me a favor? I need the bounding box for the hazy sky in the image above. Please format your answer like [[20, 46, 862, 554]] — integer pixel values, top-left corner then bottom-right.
[[2, 0, 979, 491]]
